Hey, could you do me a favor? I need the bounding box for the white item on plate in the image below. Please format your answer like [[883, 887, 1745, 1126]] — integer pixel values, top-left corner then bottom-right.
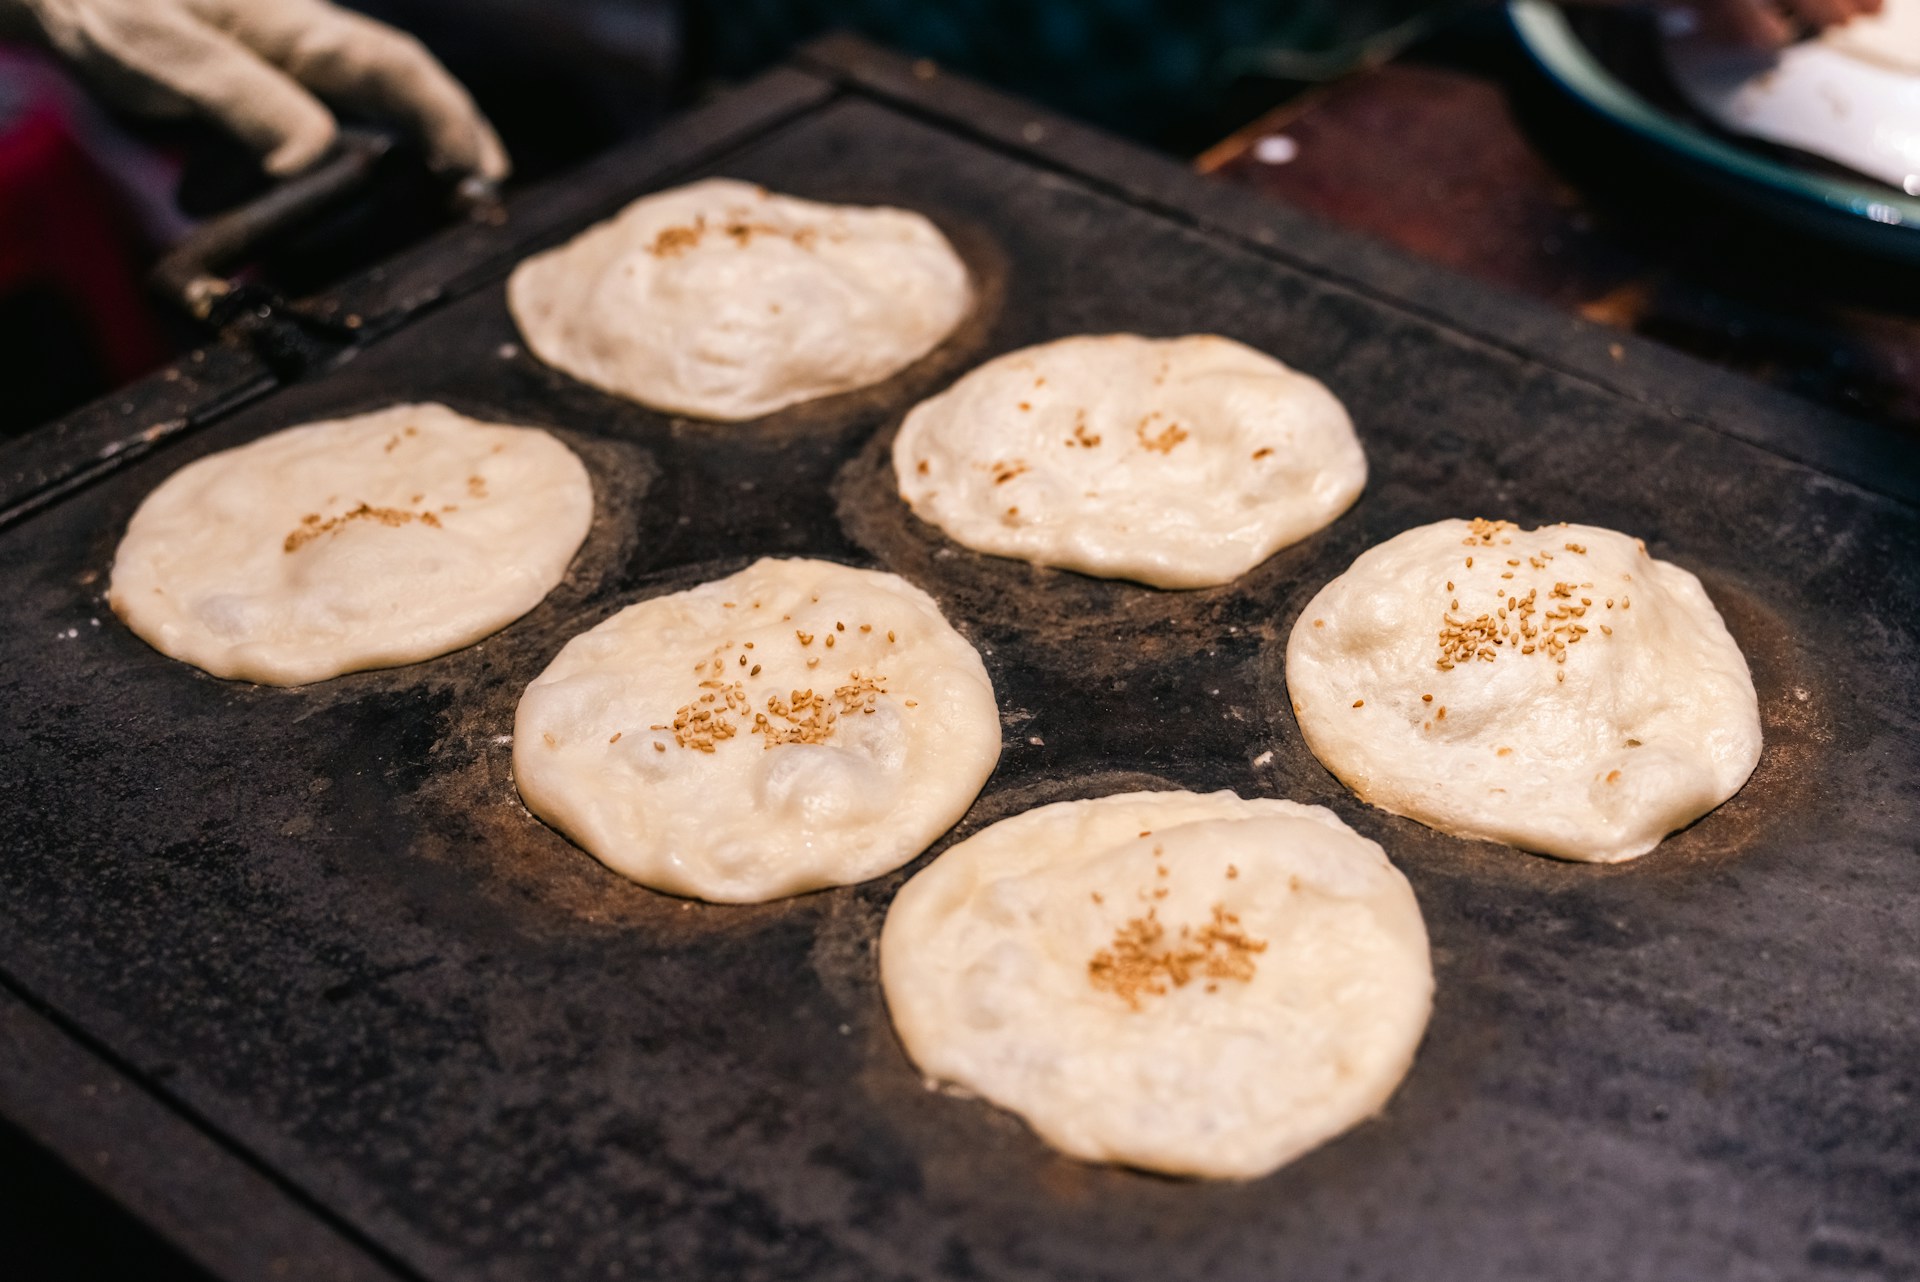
[[514, 557, 1000, 902], [109, 402, 591, 685], [893, 334, 1365, 589], [881, 789, 1432, 1180], [1286, 519, 1762, 863], [1666, 0, 1920, 192]]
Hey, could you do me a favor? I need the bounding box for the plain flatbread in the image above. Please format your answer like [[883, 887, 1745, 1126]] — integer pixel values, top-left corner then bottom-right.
[[1286, 520, 1762, 863], [1665, 0, 1920, 190], [508, 179, 972, 420], [513, 558, 1000, 902], [109, 403, 592, 686], [893, 334, 1365, 589], [881, 789, 1432, 1180]]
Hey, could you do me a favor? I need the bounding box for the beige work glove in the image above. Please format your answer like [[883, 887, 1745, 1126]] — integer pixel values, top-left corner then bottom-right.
[[4, 0, 509, 179]]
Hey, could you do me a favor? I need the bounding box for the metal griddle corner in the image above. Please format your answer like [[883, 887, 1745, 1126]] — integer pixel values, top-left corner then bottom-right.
[[0, 35, 1915, 1282]]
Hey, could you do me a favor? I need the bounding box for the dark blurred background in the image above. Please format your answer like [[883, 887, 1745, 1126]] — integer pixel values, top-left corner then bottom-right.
[[0, 0, 1465, 442]]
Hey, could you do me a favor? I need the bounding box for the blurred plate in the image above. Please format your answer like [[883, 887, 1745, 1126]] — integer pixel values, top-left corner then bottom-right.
[[1508, 0, 1920, 265]]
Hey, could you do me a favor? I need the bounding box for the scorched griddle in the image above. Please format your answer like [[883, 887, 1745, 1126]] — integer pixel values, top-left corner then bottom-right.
[[0, 36, 1915, 1282]]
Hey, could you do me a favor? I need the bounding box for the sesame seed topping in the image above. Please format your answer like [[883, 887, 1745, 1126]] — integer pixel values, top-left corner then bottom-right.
[[1088, 904, 1267, 1010]]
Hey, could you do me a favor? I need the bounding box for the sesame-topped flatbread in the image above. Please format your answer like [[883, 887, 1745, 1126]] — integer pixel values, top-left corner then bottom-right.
[[513, 558, 1001, 902], [508, 179, 972, 420], [892, 334, 1365, 588], [1286, 519, 1762, 863], [108, 403, 592, 685], [880, 789, 1433, 1179]]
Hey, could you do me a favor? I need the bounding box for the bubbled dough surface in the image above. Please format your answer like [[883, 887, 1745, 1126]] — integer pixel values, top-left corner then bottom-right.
[[1286, 521, 1762, 864], [108, 403, 593, 686], [881, 790, 1432, 1180], [513, 558, 1001, 903], [892, 335, 1366, 589], [508, 179, 973, 421]]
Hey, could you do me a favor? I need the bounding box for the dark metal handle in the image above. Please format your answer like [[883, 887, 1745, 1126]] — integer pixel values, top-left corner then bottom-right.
[[148, 131, 505, 380], [151, 129, 396, 321]]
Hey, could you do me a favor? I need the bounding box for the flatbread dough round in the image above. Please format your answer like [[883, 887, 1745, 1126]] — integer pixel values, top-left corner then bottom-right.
[[881, 789, 1432, 1180], [109, 403, 593, 686], [1286, 520, 1762, 863], [513, 558, 1000, 903], [508, 179, 972, 421], [892, 334, 1364, 589]]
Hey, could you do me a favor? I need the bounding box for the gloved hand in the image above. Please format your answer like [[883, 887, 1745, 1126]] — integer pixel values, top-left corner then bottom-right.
[[2, 0, 509, 179]]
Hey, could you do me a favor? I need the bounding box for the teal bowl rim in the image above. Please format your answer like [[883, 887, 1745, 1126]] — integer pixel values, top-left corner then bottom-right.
[[1507, 0, 1920, 233]]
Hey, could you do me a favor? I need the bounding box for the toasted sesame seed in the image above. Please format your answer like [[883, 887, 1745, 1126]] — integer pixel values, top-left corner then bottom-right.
[[1353, 699, 1365, 708]]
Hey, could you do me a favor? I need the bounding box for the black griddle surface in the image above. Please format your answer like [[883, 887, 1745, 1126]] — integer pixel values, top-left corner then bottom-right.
[[1, 43, 1917, 1282]]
